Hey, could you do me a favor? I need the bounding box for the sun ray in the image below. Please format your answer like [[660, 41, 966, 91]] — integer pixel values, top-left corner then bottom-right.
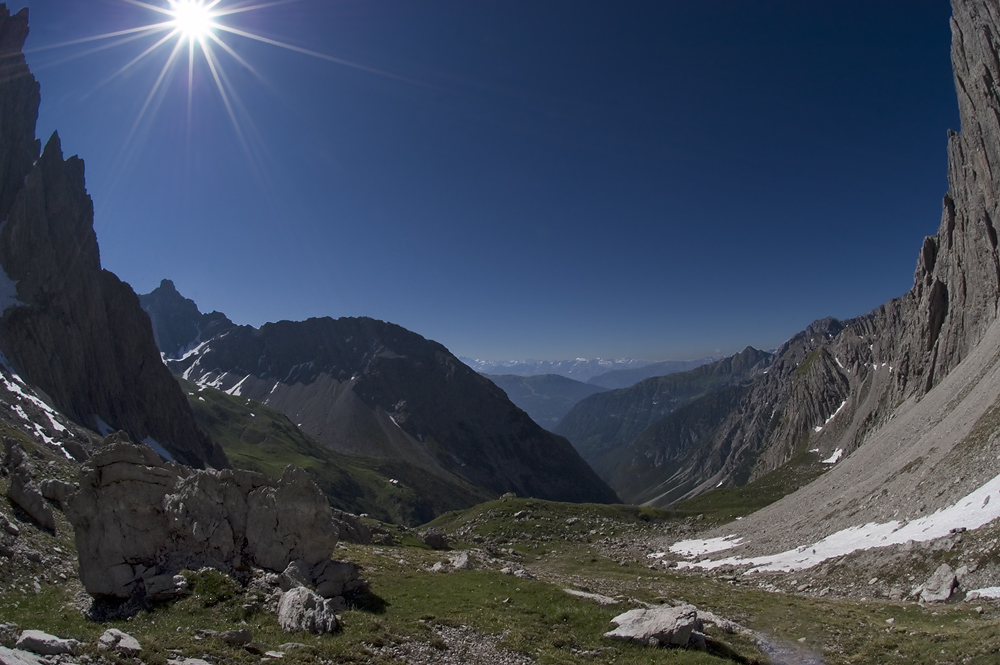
[[213, 23, 447, 92], [200, 39, 250, 154], [24, 22, 173, 54], [32, 28, 166, 75], [121, 35, 187, 153], [93, 29, 180, 94], [121, 0, 178, 18], [205, 31, 264, 82], [213, 0, 301, 18]]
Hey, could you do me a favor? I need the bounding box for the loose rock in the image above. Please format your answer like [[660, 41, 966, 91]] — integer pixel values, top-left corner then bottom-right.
[[920, 563, 957, 603], [14, 630, 78, 656], [604, 604, 701, 647], [98, 629, 141, 656], [277, 587, 340, 634]]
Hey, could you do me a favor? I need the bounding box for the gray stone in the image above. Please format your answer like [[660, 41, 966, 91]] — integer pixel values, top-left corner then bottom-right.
[[420, 528, 449, 550], [450, 551, 473, 570], [920, 563, 958, 603], [604, 604, 702, 647], [38, 479, 75, 510], [0, 646, 44, 665], [4, 443, 54, 532], [144, 573, 190, 602], [216, 629, 252, 646], [312, 560, 363, 598], [65, 441, 340, 600], [98, 629, 141, 656], [331, 509, 372, 545], [14, 630, 78, 656], [281, 560, 312, 590], [277, 587, 340, 634]]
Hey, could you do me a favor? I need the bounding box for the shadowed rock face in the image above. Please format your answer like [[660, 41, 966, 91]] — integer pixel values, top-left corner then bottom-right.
[[66, 439, 337, 600], [0, 6, 225, 468], [142, 281, 620, 506]]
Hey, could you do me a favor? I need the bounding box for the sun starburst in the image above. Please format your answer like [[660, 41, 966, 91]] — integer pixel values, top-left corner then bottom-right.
[[169, 0, 218, 42], [27, 0, 434, 186]]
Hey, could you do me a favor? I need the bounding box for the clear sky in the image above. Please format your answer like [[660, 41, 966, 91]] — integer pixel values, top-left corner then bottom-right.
[[16, 0, 959, 361]]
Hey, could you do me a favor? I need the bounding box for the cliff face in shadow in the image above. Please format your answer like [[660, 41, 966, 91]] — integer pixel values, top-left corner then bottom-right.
[[0, 7, 226, 469]]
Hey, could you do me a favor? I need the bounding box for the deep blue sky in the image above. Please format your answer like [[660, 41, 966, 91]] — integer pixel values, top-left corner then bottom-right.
[[16, 0, 959, 360]]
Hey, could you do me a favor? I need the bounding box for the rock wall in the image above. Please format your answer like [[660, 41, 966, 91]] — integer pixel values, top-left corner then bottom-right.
[[66, 440, 338, 600], [0, 6, 225, 468], [617, 0, 1000, 505]]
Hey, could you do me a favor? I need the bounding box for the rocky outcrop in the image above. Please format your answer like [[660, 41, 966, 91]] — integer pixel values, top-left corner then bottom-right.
[[560, 1, 1000, 508], [142, 281, 619, 506], [0, 6, 224, 469], [330, 509, 372, 545], [65, 439, 340, 600], [3, 440, 53, 532]]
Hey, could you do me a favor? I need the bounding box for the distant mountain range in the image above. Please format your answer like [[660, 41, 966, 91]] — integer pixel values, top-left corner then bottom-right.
[[461, 356, 719, 389], [140, 280, 619, 517], [555, 347, 773, 478], [485, 374, 609, 431]]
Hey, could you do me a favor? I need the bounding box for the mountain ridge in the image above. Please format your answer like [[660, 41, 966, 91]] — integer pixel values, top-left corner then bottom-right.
[[142, 280, 620, 509]]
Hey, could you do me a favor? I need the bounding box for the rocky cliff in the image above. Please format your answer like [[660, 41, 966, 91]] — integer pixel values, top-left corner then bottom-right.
[[142, 281, 619, 506], [556, 346, 773, 473], [615, 0, 1000, 507], [0, 7, 225, 469]]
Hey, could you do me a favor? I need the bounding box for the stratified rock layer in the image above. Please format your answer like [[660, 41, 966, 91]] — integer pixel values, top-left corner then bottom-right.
[[65, 440, 337, 600], [0, 6, 225, 469]]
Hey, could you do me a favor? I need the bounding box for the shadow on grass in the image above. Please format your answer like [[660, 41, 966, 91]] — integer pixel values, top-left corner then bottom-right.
[[350, 587, 389, 614]]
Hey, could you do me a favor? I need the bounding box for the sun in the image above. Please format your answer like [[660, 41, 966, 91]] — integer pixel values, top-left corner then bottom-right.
[[169, 0, 217, 41]]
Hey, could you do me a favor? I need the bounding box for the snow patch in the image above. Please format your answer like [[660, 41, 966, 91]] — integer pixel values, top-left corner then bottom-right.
[[821, 448, 844, 464], [225, 374, 251, 397], [813, 426, 823, 433], [142, 437, 175, 462], [825, 400, 847, 425], [677, 467, 1000, 573], [668, 535, 743, 557]]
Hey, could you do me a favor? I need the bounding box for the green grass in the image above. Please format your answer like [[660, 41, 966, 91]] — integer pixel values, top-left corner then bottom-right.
[[672, 453, 826, 525]]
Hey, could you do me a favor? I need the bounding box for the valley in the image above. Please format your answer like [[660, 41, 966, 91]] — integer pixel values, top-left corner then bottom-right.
[[0, 0, 999, 663]]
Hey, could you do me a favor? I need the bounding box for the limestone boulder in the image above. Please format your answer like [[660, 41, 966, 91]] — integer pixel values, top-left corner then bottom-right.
[[277, 587, 340, 634], [246, 466, 339, 572], [14, 631, 78, 656], [3, 442, 54, 532], [97, 629, 141, 656], [920, 563, 958, 603], [604, 604, 701, 647], [66, 440, 339, 600]]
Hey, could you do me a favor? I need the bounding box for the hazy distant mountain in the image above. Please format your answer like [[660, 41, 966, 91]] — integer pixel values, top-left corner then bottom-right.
[[460, 357, 655, 382], [556, 347, 773, 472], [141, 282, 620, 512], [586, 357, 721, 389], [485, 374, 609, 430]]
